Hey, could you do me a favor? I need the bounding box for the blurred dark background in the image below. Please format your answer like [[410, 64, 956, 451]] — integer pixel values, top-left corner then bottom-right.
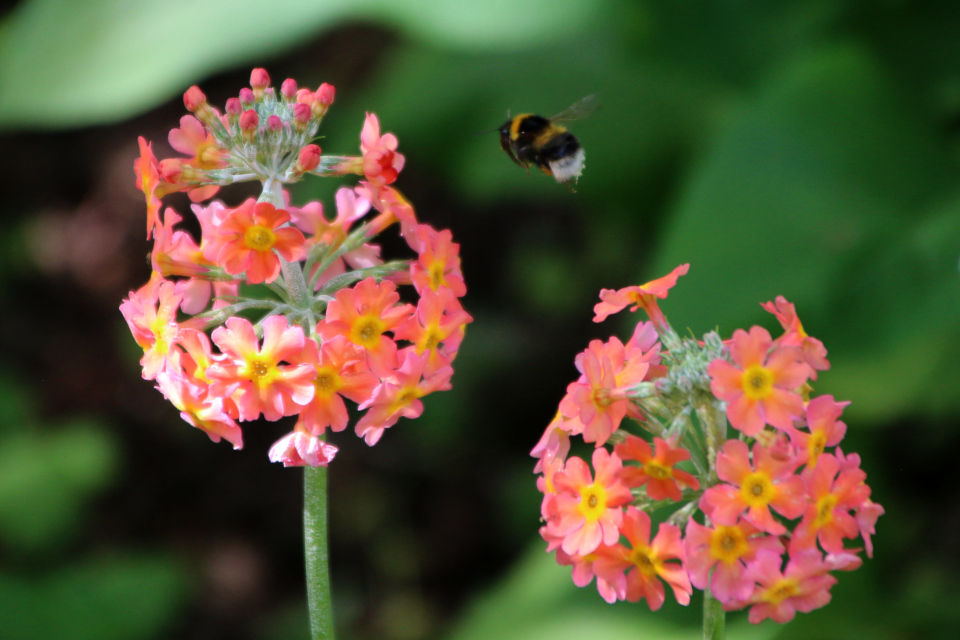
[[1, 1, 959, 639]]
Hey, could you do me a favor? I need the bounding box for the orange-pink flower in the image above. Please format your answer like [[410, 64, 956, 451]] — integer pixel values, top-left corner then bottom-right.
[[593, 263, 689, 330], [559, 337, 650, 446], [392, 286, 472, 374], [410, 224, 466, 297], [592, 507, 691, 608], [134, 137, 163, 240], [548, 448, 632, 557], [700, 440, 805, 535], [615, 435, 700, 501], [530, 411, 572, 473], [207, 316, 316, 421], [732, 550, 836, 623], [119, 275, 182, 380], [789, 453, 871, 556], [761, 296, 829, 380], [286, 336, 378, 435], [708, 326, 809, 436], [788, 395, 848, 469], [168, 114, 225, 201], [684, 518, 784, 604], [316, 277, 414, 376], [203, 199, 305, 284], [156, 363, 243, 449], [354, 350, 453, 445], [360, 112, 405, 186], [269, 425, 338, 468]]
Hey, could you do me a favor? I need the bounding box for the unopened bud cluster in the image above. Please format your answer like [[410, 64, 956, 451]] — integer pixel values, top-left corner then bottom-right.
[[533, 265, 883, 625], [125, 69, 470, 467]]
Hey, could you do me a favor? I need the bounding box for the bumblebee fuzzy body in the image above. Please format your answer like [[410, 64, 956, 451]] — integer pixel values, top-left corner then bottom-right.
[[497, 96, 595, 184]]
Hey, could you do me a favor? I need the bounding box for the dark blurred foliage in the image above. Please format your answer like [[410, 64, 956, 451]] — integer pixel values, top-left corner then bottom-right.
[[1, 1, 960, 639]]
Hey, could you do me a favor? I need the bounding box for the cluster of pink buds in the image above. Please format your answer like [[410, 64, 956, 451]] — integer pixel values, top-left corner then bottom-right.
[[123, 69, 471, 467], [532, 265, 882, 624]]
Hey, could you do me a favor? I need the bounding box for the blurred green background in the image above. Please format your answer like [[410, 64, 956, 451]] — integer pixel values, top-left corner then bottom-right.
[[1, 0, 958, 638]]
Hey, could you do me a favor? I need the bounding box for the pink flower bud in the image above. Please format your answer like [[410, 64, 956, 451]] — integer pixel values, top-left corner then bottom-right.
[[295, 88, 316, 106], [239, 109, 259, 132], [281, 78, 297, 100], [318, 83, 336, 106], [183, 86, 207, 112], [239, 88, 255, 108], [225, 98, 242, 116], [158, 158, 184, 184], [296, 144, 321, 172], [264, 87, 276, 102], [250, 68, 270, 90], [267, 114, 282, 132], [292, 102, 312, 126]]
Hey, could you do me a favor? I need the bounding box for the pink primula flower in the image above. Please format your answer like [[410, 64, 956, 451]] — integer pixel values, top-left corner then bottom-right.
[[168, 114, 225, 201], [559, 337, 650, 446], [134, 137, 163, 240], [120, 276, 182, 380], [708, 326, 809, 436], [789, 394, 848, 469], [548, 448, 632, 557], [207, 316, 316, 421], [203, 199, 305, 284], [360, 112, 405, 186], [593, 264, 689, 330], [790, 453, 871, 555], [700, 440, 805, 535], [269, 426, 339, 468], [615, 435, 699, 501], [355, 350, 453, 445], [730, 550, 836, 624], [592, 507, 692, 609], [684, 518, 784, 604], [409, 224, 467, 297], [156, 364, 243, 449], [316, 277, 415, 376], [392, 286, 473, 375], [761, 296, 829, 380], [287, 335, 379, 435], [530, 411, 572, 473]]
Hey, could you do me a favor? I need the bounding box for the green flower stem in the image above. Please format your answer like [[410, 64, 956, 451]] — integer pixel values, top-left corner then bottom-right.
[[703, 586, 726, 640], [304, 466, 335, 640], [258, 179, 314, 313]]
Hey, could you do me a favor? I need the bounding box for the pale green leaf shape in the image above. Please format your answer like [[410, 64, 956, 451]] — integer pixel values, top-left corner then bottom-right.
[[0, 555, 186, 640], [445, 543, 781, 640], [0, 0, 601, 128]]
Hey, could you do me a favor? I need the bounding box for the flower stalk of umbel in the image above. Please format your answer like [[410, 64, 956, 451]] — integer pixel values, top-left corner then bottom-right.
[[124, 69, 471, 640], [533, 265, 882, 639]]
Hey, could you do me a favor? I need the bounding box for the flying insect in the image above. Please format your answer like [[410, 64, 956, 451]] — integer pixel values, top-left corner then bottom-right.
[[498, 95, 597, 184]]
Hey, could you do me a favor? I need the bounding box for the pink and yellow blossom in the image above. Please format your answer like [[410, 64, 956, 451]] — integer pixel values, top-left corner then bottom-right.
[[730, 550, 836, 624], [761, 296, 829, 380], [788, 395, 848, 469], [269, 426, 339, 467], [593, 264, 689, 330], [120, 276, 182, 380], [615, 435, 699, 501]]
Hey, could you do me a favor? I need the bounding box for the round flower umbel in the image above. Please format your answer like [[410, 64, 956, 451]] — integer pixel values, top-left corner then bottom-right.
[[532, 265, 882, 632], [121, 68, 471, 468]]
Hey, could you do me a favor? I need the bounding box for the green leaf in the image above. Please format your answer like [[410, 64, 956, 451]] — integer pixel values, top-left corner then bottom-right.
[[0, 555, 187, 640], [0, 0, 603, 128], [0, 419, 117, 552]]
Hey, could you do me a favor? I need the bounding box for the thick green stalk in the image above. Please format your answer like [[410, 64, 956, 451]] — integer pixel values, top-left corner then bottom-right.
[[304, 466, 335, 640], [702, 586, 726, 640]]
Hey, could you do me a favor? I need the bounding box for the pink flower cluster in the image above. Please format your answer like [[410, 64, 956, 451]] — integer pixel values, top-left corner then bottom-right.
[[123, 70, 470, 467], [533, 265, 882, 624]]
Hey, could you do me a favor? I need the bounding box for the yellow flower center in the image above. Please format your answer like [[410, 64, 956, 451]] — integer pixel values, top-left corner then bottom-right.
[[813, 493, 838, 529], [628, 545, 660, 578], [419, 326, 444, 352], [350, 315, 385, 349], [246, 357, 277, 387], [244, 225, 277, 251], [762, 578, 799, 605], [389, 385, 423, 414], [429, 262, 446, 290], [742, 364, 774, 400], [578, 483, 608, 523], [709, 525, 750, 564], [807, 431, 827, 467], [740, 472, 775, 508], [643, 460, 673, 481], [314, 367, 342, 398]]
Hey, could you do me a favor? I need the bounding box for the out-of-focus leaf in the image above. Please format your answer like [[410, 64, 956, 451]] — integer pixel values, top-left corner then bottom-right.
[[0, 555, 187, 640], [0, 0, 603, 128], [445, 543, 778, 640], [0, 419, 117, 552]]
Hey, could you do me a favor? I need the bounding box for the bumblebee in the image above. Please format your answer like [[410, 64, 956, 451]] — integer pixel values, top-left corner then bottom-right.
[[498, 95, 597, 184]]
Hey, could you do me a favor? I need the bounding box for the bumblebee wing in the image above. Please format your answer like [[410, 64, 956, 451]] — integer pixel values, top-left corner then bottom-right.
[[550, 94, 599, 124]]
